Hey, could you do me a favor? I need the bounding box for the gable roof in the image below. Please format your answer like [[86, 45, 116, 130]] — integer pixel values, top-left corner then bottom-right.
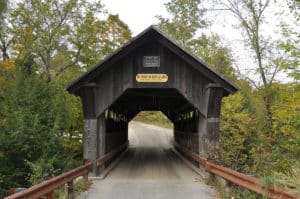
[[66, 25, 238, 94]]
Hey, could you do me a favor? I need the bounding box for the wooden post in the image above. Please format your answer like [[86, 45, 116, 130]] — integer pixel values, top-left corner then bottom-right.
[[46, 191, 54, 199], [83, 118, 99, 176], [81, 87, 100, 176], [225, 181, 233, 199], [9, 188, 15, 195], [67, 181, 74, 199], [83, 172, 89, 180], [97, 113, 106, 174], [198, 84, 224, 159]]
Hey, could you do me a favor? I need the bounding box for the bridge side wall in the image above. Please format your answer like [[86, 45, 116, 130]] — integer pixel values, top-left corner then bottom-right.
[[104, 109, 128, 154], [197, 85, 224, 159], [81, 88, 129, 175], [174, 84, 224, 166]]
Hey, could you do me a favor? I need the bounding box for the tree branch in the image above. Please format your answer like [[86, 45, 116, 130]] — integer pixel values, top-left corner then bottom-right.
[[54, 44, 83, 77]]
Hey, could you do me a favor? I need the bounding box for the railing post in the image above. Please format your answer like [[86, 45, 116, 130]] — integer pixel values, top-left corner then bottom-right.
[[46, 191, 54, 199], [225, 181, 233, 199], [67, 181, 74, 199], [83, 172, 89, 180], [9, 188, 15, 195], [83, 159, 90, 180]]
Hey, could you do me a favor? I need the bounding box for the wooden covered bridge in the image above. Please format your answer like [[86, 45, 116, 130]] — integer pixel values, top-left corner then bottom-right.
[[66, 25, 237, 175], [6, 26, 297, 199]]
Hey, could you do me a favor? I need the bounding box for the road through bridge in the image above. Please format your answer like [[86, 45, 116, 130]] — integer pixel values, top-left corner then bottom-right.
[[81, 121, 216, 199]]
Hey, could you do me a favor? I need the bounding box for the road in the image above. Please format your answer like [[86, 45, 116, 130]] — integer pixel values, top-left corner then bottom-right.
[[82, 121, 216, 199]]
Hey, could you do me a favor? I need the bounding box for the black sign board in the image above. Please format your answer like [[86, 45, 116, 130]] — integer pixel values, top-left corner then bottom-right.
[[143, 56, 160, 67]]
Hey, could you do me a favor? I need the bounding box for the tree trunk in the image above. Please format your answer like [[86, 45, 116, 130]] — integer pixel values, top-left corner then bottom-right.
[[1, 47, 9, 61]]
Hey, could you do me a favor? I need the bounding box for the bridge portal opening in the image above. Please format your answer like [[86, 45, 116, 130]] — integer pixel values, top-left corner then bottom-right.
[[129, 111, 173, 148], [102, 88, 201, 167], [133, 111, 173, 129]]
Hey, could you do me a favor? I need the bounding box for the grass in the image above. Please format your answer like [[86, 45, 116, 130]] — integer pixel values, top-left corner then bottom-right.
[[53, 178, 92, 199], [271, 161, 300, 195], [133, 111, 173, 129]]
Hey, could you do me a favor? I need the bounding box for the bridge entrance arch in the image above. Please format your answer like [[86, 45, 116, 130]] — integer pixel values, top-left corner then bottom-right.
[[66, 26, 238, 175]]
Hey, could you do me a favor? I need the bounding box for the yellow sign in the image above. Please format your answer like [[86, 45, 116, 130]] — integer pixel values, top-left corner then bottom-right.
[[136, 73, 168, 82]]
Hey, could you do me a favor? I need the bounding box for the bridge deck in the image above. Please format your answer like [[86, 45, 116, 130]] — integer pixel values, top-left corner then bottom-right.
[[81, 122, 216, 199]]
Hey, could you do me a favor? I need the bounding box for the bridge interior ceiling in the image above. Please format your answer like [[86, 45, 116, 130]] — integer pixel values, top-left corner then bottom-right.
[[106, 88, 200, 133]]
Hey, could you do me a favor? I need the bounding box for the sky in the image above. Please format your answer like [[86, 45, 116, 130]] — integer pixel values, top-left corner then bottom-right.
[[102, 0, 169, 35]]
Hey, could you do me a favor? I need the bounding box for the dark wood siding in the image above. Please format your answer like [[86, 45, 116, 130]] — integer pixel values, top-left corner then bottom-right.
[[89, 40, 213, 117]]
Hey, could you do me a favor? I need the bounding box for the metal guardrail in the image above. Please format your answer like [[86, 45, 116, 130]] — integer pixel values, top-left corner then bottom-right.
[[5, 162, 92, 199], [174, 142, 299, 199], [5, 143, 128, 199]]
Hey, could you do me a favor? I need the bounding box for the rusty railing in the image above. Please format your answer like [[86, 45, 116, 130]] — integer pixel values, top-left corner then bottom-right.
[[174, 142, 299, 199], [5, 162, 92, 199], [5, 142, 128, 199]]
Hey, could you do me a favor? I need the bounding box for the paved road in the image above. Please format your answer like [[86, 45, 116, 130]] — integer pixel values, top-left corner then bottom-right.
[[82, 121, 215, 199]]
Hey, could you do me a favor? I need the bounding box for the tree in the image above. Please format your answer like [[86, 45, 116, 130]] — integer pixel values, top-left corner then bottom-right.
[[67, 13, 131, 69], [0, 0, 7, 18], [157, 0, 236, 81], [0, 56, 84, 198], [157, 0, 206, 48], [279, 0, 300, 81], [219, 93, 257, 173], [190, 34, 237, 81], [0, 57, 54, 197], [102, 14, 132, 55], [0, 2, 133, 196], [10, 0, 131, 82], [217, 0, 300, 126], [0, 0, 12, 61], [217, 0, 291, 130], [11, 0, 104, 82]]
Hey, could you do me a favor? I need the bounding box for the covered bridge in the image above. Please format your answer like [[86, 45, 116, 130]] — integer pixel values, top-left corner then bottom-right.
[[66, 25, 238, 175]]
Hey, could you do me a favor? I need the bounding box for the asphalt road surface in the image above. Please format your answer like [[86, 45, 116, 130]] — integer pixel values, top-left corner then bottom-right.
[[83, 121, 216, 199]]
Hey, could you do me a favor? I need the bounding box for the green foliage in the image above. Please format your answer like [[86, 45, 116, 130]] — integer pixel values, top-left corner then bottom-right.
[[10, 0, 105, 81], [9, 0, 131, 82], [133, 111, 173, 129], [0, 57, 83, 197], [252, 84, 300, 176], [158, 2, 300, 192], [272, 161, 300, 195], [26, 158, 61, 185], [157, 0, 206, 47], [279, 1, 300, 81], [218, 83, 300, 197], [0, 1, 132, 197], [230, 186, 262, 199], [190, 33, 237, 81], [157, 0, 237, 81], [0, 0, 7, 24], [219, 93, 257, 173], [0, 57, 53, 196], [53, 178, 92, 199], [68, 13, 131, 69]]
